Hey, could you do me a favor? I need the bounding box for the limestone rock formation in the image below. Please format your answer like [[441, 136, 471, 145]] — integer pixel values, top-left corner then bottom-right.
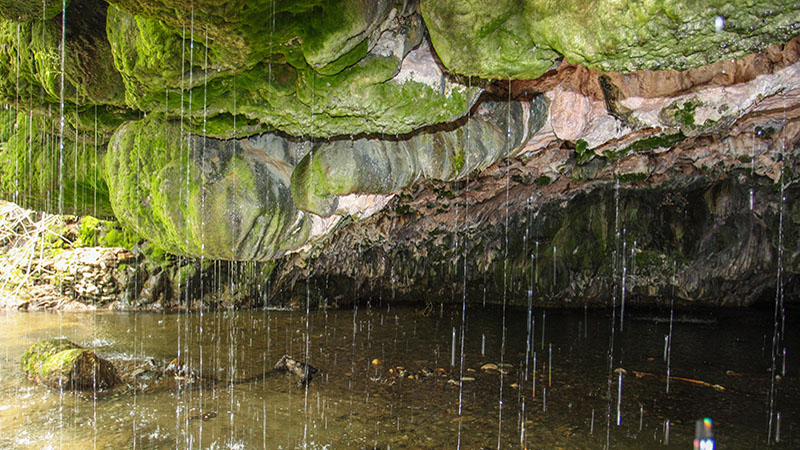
[[0, 0, 799, 308]]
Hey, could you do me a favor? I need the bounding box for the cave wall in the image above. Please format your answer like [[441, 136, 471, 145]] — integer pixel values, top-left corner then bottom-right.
[[0, 0, 799, 308]]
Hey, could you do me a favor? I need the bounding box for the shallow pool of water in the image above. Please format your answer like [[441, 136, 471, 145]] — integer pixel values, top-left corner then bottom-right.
[[0, 303, 797, 448]]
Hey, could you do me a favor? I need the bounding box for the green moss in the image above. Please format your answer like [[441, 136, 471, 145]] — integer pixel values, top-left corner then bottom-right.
[[104, 2, 479, 139], [421, 0, 559, 79], [672, 100, 701, 129], [0, 1, 126, 109], [535, 175, 551, 186], [423, 0, 800, 78], [100, 225, 140, 248], [0, 0, 67, 22], [755, 125, 777, 139], [0, 111, 113, 217], [21, 338, 118, 390], [451, 146, 466, 174], [21, 338, 80, 375], [626, 132, 686, 152], [394, 204, 415, 215], [76, 216, 102, 246], [106, 115, 313, 260], [617, 172, 649, 183]]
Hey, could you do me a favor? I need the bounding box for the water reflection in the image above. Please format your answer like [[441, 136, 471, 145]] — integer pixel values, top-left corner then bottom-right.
[[0, 305, 797, 448]]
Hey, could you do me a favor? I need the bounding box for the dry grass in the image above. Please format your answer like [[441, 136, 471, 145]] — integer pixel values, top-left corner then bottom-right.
[[0, 201, 74, 309]]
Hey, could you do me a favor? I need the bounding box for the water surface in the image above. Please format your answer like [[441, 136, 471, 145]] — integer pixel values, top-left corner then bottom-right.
[[0, 304, 797, 448]]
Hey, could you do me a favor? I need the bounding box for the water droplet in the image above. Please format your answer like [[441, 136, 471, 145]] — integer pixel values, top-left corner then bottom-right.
[[715, 16, 725, 33]]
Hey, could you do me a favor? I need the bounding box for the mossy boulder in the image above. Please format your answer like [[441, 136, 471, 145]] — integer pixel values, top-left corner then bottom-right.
[[21, 338, 119, 390], [105, 115, 314, 260], [422, 0, 800, 79], [291, 96, 548, 216]]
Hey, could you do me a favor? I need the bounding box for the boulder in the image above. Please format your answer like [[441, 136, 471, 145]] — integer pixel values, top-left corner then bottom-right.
[[20, 338, 119, 390]]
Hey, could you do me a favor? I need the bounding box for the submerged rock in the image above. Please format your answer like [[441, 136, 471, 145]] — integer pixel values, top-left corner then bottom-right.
[[21, 338, 119, 390]]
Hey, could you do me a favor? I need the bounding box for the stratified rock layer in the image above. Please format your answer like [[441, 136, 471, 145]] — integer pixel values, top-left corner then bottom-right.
[[1, 0, 800, 309]]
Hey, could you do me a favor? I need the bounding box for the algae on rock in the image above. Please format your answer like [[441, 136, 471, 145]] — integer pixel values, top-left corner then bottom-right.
[[21, 338, 119, 390], [0, 111, 113, 217], [0, 0, 126, 108], [422, 0, 800, 79], [105, 1, 480, 138], [105, 115, 315, 260]]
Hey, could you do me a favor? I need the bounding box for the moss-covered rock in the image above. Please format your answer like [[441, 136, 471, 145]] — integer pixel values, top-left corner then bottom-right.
[[0, 111, 113, 217], [21, 338, 119, 390], [105, 2, 480, 138], [105, 115, 314, 260], [422, 0, 800, 79], [421, 0, 560, 79], [291, 96, 548, 216], [0, 0, 126, 108], [0, 0, 68, 23]]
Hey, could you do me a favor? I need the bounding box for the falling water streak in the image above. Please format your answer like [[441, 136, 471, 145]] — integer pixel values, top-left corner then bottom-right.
[[664, 419, 670, 445], [616, 372, 623, 426], [666, 297, 674, 394], [767, 171, 785, 443], [93, 106, 98, 217], [303, 282, 312, 449], [590, 409, 595, 434], [548, 343, 552, 387], [496, 79, 512, 450], [456, 90, 471, 448], [174, 23, 187, 447], [14, 25, 20, 204], [57, 0, 66, 214], [524, 197, 533, 383], [553, 243, 558, 290], [639, 405, 643, 431], [532, 352, 537, 398], [620, 231, 627, 332], [450, 327, 456, 368], [481, 334, 486, 355], [186, 5, 195, 269], [606, 178, 621, 450], [542, 387, 546, 412], [782, 348, 786, 377], [541, 311, 545, 350], [73, 92, 78, 213]]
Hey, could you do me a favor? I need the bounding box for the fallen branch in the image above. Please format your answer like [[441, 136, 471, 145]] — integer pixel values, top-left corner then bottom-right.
[[631, 370, 725, 391]]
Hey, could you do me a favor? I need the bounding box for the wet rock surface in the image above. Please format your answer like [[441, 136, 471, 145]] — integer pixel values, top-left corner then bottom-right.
[[0, 3, 799, 310]]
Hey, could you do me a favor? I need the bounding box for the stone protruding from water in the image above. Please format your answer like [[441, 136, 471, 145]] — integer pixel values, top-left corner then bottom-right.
[[20, 338, 119, 390], [274, 354, 318, 386]]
